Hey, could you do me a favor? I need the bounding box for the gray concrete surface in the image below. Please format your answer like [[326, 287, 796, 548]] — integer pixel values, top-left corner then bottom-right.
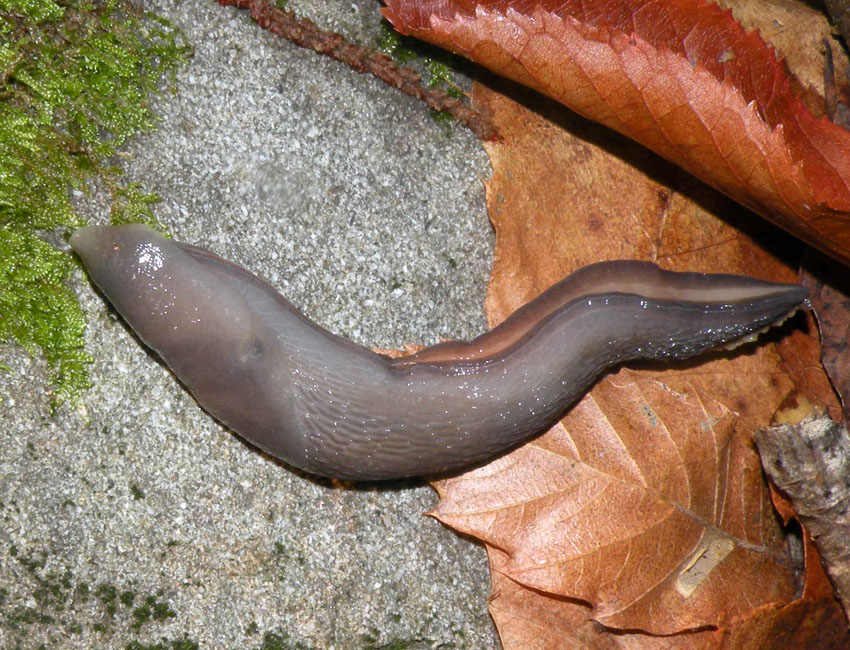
[[0, 1, 498, 647]]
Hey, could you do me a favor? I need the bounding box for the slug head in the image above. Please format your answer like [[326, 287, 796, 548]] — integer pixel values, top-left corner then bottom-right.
[[71, 224, 257, 363]]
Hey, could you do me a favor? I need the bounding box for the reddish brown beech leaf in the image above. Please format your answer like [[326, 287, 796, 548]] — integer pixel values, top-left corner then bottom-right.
[[427, 85, 844, 644], [713, 0, 842, 97], [382, 0, 850, 265]]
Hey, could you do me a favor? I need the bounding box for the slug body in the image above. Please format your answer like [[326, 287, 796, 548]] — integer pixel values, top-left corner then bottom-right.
[[71, 225, 807, 480]]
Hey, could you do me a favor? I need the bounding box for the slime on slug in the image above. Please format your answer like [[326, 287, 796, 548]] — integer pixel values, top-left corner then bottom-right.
[[71, 224, 808, 480]]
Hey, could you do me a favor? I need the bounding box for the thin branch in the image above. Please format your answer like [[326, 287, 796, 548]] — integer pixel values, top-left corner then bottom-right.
[[216, 0, 497, 140]]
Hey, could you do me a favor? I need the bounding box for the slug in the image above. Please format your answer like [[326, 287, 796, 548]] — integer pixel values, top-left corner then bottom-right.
[[71, 224, 807, 480]]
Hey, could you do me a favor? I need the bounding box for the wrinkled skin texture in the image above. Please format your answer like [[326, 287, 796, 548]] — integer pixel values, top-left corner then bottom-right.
[[72, 225, 807, 480]]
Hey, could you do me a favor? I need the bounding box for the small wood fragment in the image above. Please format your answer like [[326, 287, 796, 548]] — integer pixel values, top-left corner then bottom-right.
[[757, 415, 850, 623]]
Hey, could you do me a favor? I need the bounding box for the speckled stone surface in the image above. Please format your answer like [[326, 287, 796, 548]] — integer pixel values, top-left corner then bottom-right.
[[0, 1, 498, 648]]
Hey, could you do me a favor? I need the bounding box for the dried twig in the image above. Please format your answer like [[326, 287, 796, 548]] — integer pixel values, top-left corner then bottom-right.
[[823, 39, 850, 130], [216, 0, 497, 140]]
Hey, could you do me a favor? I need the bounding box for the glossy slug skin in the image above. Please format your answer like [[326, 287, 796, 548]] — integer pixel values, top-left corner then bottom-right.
[[71, 225, 808, 480]]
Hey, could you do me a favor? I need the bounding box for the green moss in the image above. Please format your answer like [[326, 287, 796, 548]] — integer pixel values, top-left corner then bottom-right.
[[126, 639, 199, 650], [0, 227, 91, 405], [378, 24, 465, 133], [377, 21, 464, 98], [130, 594, 176, 631], [75, 582, 90, 603], [130, 483, 145, 500], [3, 543, 192, 645], [425, 60, 463, 98], [429, 108, 455, 130], [96, 583, 119, 617], [254, 631, 313, 650], [0, 0, 189, 407], [376, 21, 416, 64], [5, 605, 54, 629], [363, 641, 412, 650]]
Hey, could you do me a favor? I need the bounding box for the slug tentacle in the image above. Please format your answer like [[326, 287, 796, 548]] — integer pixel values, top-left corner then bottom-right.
[[71, 224, 807, 480]]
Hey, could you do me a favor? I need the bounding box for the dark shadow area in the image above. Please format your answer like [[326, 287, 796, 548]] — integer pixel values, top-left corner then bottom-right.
[[460, 63, 807, 272]]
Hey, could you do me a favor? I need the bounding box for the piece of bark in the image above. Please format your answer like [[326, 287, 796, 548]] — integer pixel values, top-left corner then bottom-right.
[[756, 415, 850, 622], [823, 0, 850, 53]]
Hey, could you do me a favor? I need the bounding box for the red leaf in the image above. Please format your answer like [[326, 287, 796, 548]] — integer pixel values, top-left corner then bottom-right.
[[383, 0, 850, 264]]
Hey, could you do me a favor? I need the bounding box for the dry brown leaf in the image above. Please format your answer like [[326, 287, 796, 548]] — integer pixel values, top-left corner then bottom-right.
[[426, 83, 843, 644], [773, 310, 841, 422], [383, 0, 850, 265], [488, 547, 720, 649], [433, 378, 793, 635], [489, 545, 846, 649], [375, 0, 845, 642]]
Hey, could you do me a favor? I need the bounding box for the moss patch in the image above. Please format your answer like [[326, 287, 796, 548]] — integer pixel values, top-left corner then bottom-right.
[[376, 20, 464, 99], [126, 639, 199, 650], [0, 0, 189, 406], [1, 543, 198, 648]]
